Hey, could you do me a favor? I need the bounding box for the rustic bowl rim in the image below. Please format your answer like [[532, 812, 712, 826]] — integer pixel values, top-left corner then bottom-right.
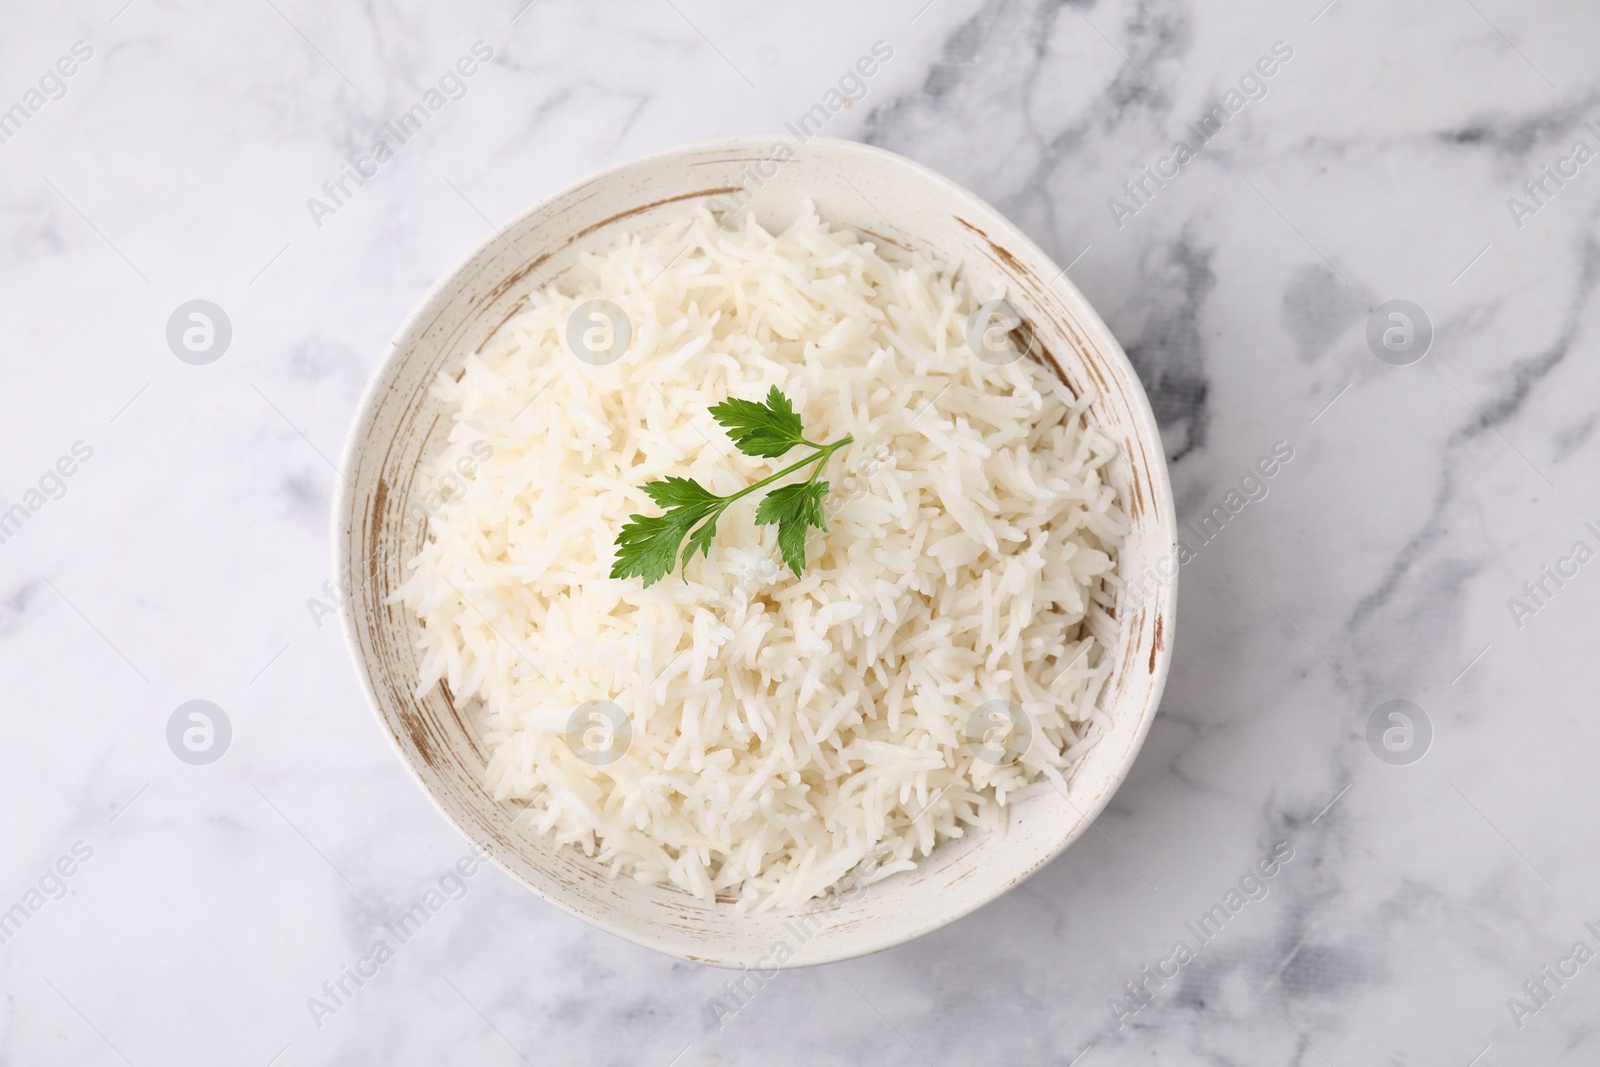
[[334, 133, 1177, 967]]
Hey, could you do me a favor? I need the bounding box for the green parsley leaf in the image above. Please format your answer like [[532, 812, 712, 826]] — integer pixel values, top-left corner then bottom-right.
[[682, 509, 722, 563], [756, 480, 829, 577], [610, 502, 719, 587], [709, 385, 807, 458], [612, 387, 857, 586], [642, 476, 720, 509], [752, 480, 824, 527]]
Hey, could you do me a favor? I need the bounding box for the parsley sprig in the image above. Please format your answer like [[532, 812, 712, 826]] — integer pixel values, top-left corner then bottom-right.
[[611, 386, 853, 586]]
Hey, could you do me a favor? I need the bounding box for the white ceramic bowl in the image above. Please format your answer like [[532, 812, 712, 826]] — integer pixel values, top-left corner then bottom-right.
[[335, 135, 1176, 967]]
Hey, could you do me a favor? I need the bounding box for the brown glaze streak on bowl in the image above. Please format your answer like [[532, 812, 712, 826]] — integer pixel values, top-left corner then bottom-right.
[[570, 187, 743, 243], [335, 136, 1177, 969], [1124, 437, 1149, 520], [688, 155, 782, 167], [955, 215, 1027, 276]]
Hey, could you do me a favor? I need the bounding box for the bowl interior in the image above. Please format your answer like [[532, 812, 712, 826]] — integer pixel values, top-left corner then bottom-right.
[[336, 136, 1176, 967]]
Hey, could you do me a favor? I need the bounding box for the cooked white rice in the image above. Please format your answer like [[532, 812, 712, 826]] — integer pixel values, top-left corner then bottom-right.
[[396, 203, 1127, 910]]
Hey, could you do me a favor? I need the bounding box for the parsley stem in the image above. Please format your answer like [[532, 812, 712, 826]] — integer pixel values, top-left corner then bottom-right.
[[718, 437, 853, 506], [613, 386, 862, 585]]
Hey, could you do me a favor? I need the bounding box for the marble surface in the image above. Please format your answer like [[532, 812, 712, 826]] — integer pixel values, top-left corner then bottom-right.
[[4, 0, 1599, 1063]]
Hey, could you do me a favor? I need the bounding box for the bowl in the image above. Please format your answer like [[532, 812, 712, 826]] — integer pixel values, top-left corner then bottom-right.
[[335, 135, 1177, 967]]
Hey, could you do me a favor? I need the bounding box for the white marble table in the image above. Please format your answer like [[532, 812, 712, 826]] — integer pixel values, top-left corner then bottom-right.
[[4, 1, 1597, 1063]]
